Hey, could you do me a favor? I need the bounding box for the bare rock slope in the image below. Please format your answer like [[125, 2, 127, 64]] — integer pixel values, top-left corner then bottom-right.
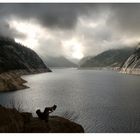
[[121, 44, 140, 75]]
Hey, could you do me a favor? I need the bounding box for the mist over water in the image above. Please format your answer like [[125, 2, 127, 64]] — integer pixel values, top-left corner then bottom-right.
[[0, 68, 140, 132]]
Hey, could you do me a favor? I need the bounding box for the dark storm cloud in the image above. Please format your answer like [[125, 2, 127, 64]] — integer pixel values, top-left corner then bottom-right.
[[0, 3, 103, 29], [1, 3, 140, 59], [0, 3, 140, 35], [0, 20, 26, 39], [0, 4, 99, 41], [0, 3, 110, 45], [108, 3, 140, 36]]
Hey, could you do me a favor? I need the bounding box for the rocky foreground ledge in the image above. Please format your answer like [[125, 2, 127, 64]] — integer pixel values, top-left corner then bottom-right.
[[0, 105, 84, 133]]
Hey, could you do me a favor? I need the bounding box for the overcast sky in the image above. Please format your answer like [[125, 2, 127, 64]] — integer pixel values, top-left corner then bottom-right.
[[0, 3, 140, 61]]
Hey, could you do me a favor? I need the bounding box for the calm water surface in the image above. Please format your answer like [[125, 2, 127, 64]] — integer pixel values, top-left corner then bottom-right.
[[1, 68, 140, 132]]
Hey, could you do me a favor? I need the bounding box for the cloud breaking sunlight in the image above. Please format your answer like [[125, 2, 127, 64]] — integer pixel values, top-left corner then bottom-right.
[[9, 20, 47, 50]]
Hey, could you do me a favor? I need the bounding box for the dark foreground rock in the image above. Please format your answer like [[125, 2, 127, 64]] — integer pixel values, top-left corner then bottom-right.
[[0, 105, 84, 133]]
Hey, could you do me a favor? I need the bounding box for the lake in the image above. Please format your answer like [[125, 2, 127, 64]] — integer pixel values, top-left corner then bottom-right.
[[0, 68, 140, 132]]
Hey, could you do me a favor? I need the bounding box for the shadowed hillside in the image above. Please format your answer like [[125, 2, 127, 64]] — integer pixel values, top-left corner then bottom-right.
[[0, 36, 51, 73], [0, 36, 51, 91], [80, 48, 134, 68]]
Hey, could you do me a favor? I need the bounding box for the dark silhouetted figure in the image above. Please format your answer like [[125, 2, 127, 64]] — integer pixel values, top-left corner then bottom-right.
[[36, 105, 57, 122]]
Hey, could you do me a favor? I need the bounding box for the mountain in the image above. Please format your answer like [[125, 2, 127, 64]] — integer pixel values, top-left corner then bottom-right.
[[0, 36, 51, 73], [79, 56, 92, 66], [121, 43, 140, 74], [80, 48, 134, 68], [0, 36, 51, 91], [41, 56, 77, 68]]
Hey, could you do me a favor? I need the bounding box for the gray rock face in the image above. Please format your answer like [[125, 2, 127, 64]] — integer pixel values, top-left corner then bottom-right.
[[0, 36, 51, 73], [121, 44, 140, 74]]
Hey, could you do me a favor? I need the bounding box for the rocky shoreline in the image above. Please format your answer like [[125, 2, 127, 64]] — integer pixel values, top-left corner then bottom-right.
[[120, 68, 140, 75], [0, 69, 51, 92], [0, 72, 28, 92], [0, 105, 84, 133]]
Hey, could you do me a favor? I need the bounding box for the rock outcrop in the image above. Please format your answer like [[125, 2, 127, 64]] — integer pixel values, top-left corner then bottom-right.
[[121, 43, 140, 75], [0, 105, 84, 133]]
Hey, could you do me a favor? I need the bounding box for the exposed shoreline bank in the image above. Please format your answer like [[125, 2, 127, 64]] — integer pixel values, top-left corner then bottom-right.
[[1, 67, 140, 92], [120, 68, 140, 75], [79, 66, 140, 76], [0, 68, 51, 92]]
